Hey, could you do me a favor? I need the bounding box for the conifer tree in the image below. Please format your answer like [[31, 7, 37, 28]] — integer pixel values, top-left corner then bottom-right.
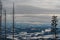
[[51, 16, 58, 40]]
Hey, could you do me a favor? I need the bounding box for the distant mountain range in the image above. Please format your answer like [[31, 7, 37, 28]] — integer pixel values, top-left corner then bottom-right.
[[2, 22, 51, 28], [1, 22, 60, 34]]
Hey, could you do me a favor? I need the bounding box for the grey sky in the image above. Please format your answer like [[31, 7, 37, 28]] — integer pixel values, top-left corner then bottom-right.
[[2, 0, 60, 24], [2, 0, 60, 9]]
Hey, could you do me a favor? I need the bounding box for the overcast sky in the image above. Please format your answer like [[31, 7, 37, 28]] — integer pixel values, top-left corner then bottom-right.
[[2, 0, 60, 24]]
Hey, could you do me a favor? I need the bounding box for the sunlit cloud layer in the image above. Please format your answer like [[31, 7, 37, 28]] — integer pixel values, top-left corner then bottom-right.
[[2, 14, 60, 24]]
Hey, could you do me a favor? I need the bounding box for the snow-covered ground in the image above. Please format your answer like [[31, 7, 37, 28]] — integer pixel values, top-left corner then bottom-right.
[[7, 35, 19, 40], [7, 34, 60, 40]]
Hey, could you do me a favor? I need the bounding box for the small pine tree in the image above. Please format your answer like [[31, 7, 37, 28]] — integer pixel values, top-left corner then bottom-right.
[[51, 16, 58, 40]]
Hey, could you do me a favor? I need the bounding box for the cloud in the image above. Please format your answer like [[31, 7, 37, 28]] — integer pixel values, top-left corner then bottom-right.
[[2, 0, 60, 24], [2, 0, 60, 12], [2, 13, 60, 24], [2, 5, 60, 14], [2, 0, 60, 9]]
